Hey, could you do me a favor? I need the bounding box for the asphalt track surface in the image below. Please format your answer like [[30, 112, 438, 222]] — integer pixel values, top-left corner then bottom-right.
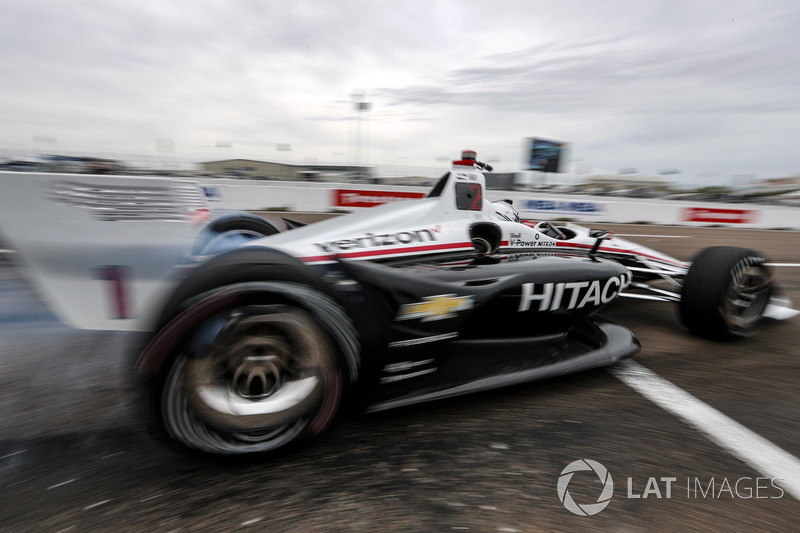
[[1, 223, 799, 532]]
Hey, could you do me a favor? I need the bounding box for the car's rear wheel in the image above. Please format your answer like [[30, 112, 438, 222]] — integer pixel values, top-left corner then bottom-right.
[[156, 297, 341, 455], [679, 246, 772, 340], [193, 214, 280, 256]]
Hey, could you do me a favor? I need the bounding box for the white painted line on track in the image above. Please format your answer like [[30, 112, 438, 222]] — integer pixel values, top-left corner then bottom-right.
[[615, 234, 693, 238], [599, 223, 798, 234], [0, 249, 16, 254], [610, 360, 800, 501], [765, 263, 800, 267]]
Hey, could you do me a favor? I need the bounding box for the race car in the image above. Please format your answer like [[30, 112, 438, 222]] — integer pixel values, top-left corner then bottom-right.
[[0, 154, 795, 456]]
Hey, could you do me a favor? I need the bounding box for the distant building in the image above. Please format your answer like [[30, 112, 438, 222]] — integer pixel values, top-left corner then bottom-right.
[[40, 155, 126, 174], [581, 174, 674, 191], [745, 176, 800, 195], [484, 172, 516, 190], [201, 158, 372, 181]]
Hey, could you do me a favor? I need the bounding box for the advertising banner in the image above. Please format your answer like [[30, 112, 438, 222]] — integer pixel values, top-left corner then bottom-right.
[[519, 198, 606, 216], [682, 207, 758, 224], [333, 189, 426, 208]]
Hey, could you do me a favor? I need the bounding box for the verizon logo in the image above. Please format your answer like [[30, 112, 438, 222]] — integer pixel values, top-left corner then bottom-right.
[[313, 228, 438, 253]]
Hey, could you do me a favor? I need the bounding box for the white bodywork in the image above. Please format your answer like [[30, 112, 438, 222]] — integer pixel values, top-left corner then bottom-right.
[[256, 165, 688, 269]]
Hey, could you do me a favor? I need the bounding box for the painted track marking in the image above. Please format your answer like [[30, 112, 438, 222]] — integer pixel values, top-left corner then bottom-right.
[[610, 360, 800, 501], [615, 234, 693, 238], [765, 263, 800, 267]]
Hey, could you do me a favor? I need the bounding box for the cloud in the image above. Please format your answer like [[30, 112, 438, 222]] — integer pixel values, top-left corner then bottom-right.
[[0, 1, 799, 182]]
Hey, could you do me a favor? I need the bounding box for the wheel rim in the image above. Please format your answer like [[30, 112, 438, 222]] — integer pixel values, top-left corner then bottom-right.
[[722, 265, 770, 331], [163, 305, 338, 454]]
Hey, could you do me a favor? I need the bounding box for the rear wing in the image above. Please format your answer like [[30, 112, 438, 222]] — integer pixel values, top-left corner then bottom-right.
[[0, 172, 209, 331]]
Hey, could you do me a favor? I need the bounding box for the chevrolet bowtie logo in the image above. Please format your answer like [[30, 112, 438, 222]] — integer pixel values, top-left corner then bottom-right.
[[397, 294, 474, 322]]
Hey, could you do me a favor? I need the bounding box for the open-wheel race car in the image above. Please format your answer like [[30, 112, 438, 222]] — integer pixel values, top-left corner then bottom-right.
[[0, 153, 796, 455]]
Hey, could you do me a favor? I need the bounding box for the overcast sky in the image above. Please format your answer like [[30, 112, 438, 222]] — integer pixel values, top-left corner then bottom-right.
[[2, 1, 799, 184]]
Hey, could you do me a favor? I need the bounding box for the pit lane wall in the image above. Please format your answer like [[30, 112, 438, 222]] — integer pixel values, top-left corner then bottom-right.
[[193, 178, 800, 230]]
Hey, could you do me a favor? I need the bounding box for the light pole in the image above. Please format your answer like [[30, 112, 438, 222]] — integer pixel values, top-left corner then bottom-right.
[[351, 91, 371, 175]]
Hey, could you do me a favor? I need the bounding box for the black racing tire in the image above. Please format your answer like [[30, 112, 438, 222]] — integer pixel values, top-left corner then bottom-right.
[[155, 298, 341, 455], [679, 246, 772, 340], [192, 213, 280, 256], [138, 249, 359, 456]]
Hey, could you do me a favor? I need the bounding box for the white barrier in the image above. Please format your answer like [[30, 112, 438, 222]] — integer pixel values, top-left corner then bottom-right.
[[194, 178, 426, 212], [194, 178, 800, 230], [504, 192, 799, 229], [2, 172, 795, 230]]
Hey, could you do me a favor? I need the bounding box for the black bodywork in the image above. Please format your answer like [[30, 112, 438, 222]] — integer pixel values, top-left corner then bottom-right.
[[310, 249, 640, 411]]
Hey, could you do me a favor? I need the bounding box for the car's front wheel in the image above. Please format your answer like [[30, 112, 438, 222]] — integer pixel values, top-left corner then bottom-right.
[[679, 246, 772, 340]]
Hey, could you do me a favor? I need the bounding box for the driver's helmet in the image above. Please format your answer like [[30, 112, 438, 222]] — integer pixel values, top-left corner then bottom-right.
[[491, 199, 519, 223]]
